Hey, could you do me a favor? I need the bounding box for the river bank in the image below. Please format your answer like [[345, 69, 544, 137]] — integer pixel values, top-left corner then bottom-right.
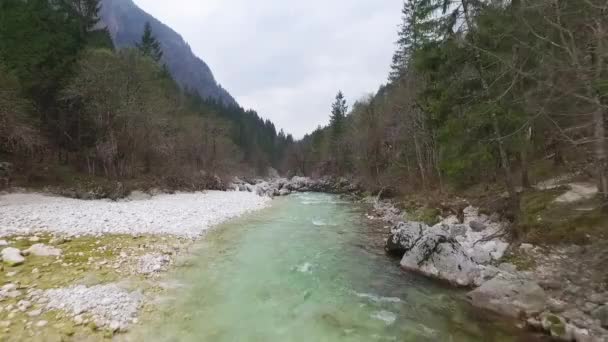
[[0, 190, 270, 340], [0, 176, 606, 341], [366, 192, 608, 342]]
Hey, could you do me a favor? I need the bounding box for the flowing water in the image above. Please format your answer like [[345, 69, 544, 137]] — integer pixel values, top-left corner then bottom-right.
[[132, 193, 541, 342]]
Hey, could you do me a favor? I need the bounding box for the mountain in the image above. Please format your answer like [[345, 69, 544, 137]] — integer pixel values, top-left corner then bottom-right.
[[99, 0, 236, 106]]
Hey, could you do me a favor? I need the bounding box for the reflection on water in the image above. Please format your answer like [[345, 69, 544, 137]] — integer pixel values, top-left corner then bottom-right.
[[130, 193, 544, 342]]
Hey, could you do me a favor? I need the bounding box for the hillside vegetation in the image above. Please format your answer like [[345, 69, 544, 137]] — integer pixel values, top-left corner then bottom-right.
[[0, 0, 291, 191], [284, 0, 608, 241]]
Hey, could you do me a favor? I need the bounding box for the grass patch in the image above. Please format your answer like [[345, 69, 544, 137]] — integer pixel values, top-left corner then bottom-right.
[[517, 189, 608, 245], [501, 253, 536, 271], [0, 234, 188, 341]]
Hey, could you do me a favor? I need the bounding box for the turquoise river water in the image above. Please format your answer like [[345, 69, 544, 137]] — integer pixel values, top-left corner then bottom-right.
[[133, 193, 543, 342]]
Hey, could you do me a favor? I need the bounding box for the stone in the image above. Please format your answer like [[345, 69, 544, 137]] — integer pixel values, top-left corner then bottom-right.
[[24, 244, 62, 257], [526, 317, 543, 331], [519, 243, 535, 253], [0, 240, 8, 247], [448, 224, 468, 239], [17, 300, 31, 311], [591, 305, 608, 328], [469, 221, 487, 232], [539, 279, 562, 290], [399, 226, 480, 286], [385, 221, 428, 257], [1, 284, 17, 292], [35, 320, 48, 327], [498, 263, 517, 273], [109, 320, 121, 332], [27, 309, 42, 317], [28, 236, 40, 242], [540, 313, 572, 340], [588, 293, 606, 305], [1, 248, 24, 266], [548, 298, 568, 313], [467, 275, 547, 318], [583, 302, 598, 314], [5, 290, 21, 298]]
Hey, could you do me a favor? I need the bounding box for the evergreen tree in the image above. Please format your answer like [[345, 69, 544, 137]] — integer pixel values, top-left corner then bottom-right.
[[0, 0, 82, 110], [59, 0, 102, 40], [389, 0, 437, 82], [137, 22, 163, 62], [330, 91, 348, 137]]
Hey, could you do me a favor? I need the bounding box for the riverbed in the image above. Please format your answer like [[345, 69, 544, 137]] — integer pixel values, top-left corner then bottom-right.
[[128, 193, 540, 341]]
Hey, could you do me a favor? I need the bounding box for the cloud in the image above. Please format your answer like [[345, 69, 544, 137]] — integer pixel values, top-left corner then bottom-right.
[[134, 0, 402, 138]]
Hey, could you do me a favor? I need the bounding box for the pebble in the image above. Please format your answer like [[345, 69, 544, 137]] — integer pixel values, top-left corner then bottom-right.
[[27, 309, 42, 317], [35, 320, 48, 327]]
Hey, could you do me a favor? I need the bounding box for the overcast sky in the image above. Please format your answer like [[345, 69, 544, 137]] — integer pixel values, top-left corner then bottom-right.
[[134, 0, 402, 138]]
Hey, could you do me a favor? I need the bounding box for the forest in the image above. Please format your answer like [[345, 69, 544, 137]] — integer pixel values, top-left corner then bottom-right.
[[285, 0, 608, 217], [0, 0, 292, 191]]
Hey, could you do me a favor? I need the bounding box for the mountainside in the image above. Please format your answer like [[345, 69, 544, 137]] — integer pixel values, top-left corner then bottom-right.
[[100, 0, 236, 106]]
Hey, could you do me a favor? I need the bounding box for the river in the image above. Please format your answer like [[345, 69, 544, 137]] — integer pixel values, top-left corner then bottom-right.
[[130, 193, 541, 341]]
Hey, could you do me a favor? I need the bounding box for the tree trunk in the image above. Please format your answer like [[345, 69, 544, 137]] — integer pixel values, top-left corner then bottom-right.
[[521, 127, 532, 189], [593, 106, 608, 200], [591, 21, 607, 201], [413, 134, 426, 189]]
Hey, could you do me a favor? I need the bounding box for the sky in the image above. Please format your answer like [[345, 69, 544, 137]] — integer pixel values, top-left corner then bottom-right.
[[134, 0, 403, 138]]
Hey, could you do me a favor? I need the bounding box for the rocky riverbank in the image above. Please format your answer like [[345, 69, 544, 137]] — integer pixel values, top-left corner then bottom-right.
[[0, 190, 270, 340], [372, 199, 608, 342], [1, 175, 606, 341]]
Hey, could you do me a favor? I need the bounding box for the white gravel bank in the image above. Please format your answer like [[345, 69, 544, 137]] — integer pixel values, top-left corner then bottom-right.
[[43, 284, 143, 331], [0, 191, 270, 238]]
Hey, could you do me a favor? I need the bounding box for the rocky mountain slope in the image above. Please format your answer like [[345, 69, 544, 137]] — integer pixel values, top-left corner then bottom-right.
[[100, 0, 236, 106]]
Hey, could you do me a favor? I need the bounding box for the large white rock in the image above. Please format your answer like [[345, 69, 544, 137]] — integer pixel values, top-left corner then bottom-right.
[[24, 244, 62, 257], [1, 247, 25, 266], [399, 226, 481, 286], [467, 274, 547, 318], [385, 221, 428, 256]]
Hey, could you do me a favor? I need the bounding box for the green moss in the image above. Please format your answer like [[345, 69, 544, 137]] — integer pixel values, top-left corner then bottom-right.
[[545, 314, 561, 325], [407, 206, 441, 226], [0, 234, 190, 341], [517, 189, 608, 245], [501, 253, 536, 271]]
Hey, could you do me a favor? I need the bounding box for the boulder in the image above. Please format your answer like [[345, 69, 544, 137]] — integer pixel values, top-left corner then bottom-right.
[[591, 305, 608, 328], [467, 274, 547, 318], [540, 312, 573, 341], [385, 221, 428, 257], [398, 225, 480, 286], [24, 244, 62, 257], [469, 221, 487, 232], [1, 247, 25, 266]]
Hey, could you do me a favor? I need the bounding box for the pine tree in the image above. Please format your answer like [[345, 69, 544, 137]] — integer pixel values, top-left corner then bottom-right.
[[137, 22, 163, 62], [330, 91, 348, 138], [388, 0, 436, 82], [60, 0, 102, 40]]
